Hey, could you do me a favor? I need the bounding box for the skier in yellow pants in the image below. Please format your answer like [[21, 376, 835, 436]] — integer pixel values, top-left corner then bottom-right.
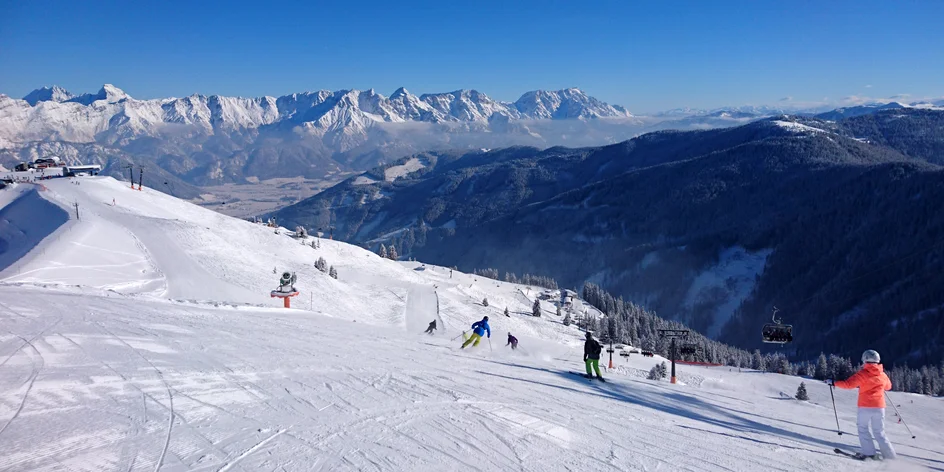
[[460, 316, 490, 349]]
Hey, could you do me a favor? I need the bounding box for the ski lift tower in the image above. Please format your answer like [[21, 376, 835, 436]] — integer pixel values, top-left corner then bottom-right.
[[658, 328, 691, 384], [601, 333, 616, 369], [124, 163, 135, 189], [270, 271, 299, 308]]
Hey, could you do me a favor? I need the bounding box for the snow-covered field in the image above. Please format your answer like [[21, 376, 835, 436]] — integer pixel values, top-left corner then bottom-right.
[[0, 177, 942, 471], [383, 157, 426, 182]]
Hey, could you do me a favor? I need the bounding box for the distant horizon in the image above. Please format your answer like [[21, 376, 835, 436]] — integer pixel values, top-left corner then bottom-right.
[[5, 82, 941, 116], [2, 1, 942, 113]]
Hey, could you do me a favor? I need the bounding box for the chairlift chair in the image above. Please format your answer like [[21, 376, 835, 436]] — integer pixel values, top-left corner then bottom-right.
[[761, 307, 793, 344]]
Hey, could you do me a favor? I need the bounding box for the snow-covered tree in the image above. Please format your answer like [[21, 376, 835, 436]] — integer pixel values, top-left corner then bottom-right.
[[532, 299, 542, 317], [752, 350, 765, 371], [315, 257, 327, 273], [647, 365, 663, 380], [473, 268, 500, 280], [379, 244, 387, 259], [329, 266, 338, 279], [795, 382, 809, 401], [556, 305, 562, 317], [796, 361, 810, 377], [388, 245, 398, 261], [563, 309, 572, 326], [814, 353, 828, 380]]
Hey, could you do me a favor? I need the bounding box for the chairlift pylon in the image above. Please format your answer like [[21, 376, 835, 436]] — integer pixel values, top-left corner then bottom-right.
[[761, 306, 793, 344]]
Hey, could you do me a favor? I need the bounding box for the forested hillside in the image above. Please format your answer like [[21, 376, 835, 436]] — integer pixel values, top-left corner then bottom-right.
[[275, 110, 944, 367]]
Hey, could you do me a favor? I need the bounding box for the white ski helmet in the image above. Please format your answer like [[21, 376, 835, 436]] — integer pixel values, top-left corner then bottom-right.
[[862, 349, 881, 364]]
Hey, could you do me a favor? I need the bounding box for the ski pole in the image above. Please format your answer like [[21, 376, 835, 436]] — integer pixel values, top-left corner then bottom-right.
[[884, 391, 916, 439], [451, 332, 464, 341], [829, 385, 842, 436], [488, 338, 493, 352]]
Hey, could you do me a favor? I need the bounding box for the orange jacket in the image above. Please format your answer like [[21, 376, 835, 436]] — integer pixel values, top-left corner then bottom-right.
[[834, 363, 892, 408]]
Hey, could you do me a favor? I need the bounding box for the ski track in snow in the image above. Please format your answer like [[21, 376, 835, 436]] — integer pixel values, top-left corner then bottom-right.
[[0, 333, 44, 439], [95, 322, 175, 472], [0, 177, 941, 471]]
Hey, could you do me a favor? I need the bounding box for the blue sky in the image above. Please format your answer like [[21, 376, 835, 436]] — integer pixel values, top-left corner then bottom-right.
[[1, 0, 941, 113]]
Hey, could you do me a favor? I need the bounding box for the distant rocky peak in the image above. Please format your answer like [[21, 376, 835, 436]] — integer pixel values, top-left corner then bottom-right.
[[23, 85, 74, 105]]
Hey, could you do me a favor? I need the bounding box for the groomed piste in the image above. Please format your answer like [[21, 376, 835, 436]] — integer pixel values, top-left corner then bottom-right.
[[0, 177, 941, 471]]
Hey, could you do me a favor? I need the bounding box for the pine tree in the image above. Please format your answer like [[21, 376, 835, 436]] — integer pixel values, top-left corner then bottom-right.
[[483, 297, 489, 307], [532, 299, 542, 317], [563, 309, 572, 326], [814, 353, 828, 380], [329, 266, 338, 279], [556, 305, 562, 317], [379, 244, 387, 258], [316, 257, 327, 273], [795, 382, 809, 401], [388, 245, 398, 261], [752, 350, 765, 371], [648, 365, 662, 380], [504, 307, 510, 317]]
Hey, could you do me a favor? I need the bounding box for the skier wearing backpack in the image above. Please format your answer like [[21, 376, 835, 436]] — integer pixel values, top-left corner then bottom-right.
[[506, 333, 518, 350], [827, 349, 896, 460], [424, 320, 437, 334], [460, 316, 490, 349], [583, 332, 605, 381]]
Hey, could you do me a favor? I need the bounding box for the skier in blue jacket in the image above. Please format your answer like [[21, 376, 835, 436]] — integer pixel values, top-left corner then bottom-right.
[[461, 316, 490, 348]]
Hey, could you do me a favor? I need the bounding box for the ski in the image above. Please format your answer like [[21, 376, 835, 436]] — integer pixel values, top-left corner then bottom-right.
[[570, 371, 606, 382], [833, 449, 881, 461], [570, 371, 593, 381], [834, 449, 864, 460]]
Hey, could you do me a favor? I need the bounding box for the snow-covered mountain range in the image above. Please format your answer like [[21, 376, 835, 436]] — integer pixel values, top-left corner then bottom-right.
[[0, 85, 632, 145], [4, 83, 940, 187], [0, 84, 638, 184]]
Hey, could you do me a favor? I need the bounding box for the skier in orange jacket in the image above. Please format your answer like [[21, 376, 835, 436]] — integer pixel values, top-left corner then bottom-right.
[[827, 349, 896, 460]]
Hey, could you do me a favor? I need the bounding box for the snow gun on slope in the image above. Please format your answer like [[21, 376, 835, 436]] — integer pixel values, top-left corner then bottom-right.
[[271, 271, 299, 308]]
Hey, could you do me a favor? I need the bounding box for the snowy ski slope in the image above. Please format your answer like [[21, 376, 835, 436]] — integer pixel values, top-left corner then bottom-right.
[[0, 177, 941, 471]]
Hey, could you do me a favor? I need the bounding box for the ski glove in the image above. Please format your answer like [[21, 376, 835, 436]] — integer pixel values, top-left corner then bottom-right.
[[825, 379, 834, 386]]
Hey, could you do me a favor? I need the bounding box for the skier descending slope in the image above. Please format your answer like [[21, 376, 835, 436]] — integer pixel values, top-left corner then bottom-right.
[[424, 320, 437, 334], [827, 349, 896, 460], [583, 332, 605, 382], [460, 316, 490, 349], [506, 333, 518, 350]]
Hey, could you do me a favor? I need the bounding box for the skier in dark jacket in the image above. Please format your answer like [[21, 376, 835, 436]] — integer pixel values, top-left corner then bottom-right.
[[424, 320, 437, 334], [583, 332, 605, 381], [506, 333, 518, 350]]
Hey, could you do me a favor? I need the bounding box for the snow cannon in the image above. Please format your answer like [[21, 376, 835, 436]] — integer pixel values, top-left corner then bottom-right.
[[270, 271, 299, 308]]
